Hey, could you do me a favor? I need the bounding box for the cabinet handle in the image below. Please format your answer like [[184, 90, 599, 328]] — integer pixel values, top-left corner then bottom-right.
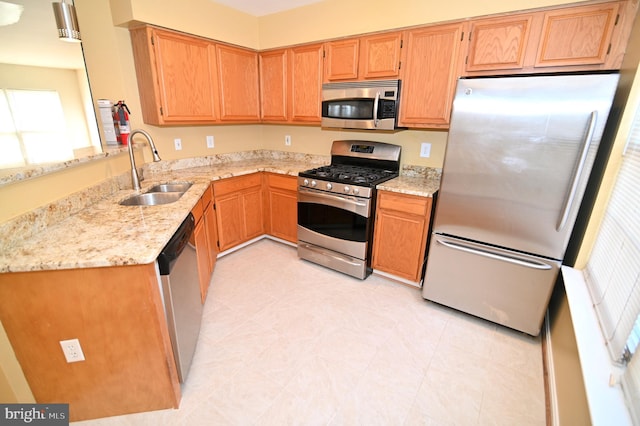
[[556, 111, 597, 231], [373, 91, 380, 128]]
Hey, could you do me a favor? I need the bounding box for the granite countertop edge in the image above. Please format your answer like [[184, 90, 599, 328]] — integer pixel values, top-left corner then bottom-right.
[[0, 159, 440, 273]]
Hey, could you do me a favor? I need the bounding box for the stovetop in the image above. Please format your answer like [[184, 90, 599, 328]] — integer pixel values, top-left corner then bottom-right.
[[298, 164, 398, 187]]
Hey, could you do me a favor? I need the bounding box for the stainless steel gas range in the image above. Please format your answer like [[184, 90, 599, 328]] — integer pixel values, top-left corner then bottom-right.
[[297, 140, 402, 279]]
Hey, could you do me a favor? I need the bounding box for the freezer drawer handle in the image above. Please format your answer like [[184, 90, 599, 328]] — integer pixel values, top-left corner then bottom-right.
[[436, 238, 553, 270], [557, 111, 598, 231]]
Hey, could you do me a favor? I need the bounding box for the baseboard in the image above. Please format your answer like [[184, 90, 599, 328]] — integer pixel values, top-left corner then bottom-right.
[[543, 309, 560, 426]]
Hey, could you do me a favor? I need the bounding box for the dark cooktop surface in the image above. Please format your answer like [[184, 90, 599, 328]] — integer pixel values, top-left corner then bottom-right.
[[299, 165, 398, 187]]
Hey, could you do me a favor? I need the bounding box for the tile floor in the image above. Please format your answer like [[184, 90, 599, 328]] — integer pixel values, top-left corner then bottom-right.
[[74, 239, 546, 425]]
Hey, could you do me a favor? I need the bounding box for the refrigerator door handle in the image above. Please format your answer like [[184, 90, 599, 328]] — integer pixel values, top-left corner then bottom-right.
[[556, 111, 598, 231], [436, 237, 553, 270]]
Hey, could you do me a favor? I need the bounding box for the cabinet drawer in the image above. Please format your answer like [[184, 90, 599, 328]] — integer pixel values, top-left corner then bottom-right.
[[191, 198, 204, 224], [213, 173, 262, 196], [266, 173, 297, 191], [377, 191, 430, 216], [201, 183, 213, 208]]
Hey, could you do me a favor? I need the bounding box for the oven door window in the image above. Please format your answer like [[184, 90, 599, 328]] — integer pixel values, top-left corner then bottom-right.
[[322, 99, 374, 120], [298, 201, 367, 242]]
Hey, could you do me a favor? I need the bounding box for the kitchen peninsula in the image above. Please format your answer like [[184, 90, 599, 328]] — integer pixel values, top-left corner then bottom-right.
[[0, 149, 439, 421]]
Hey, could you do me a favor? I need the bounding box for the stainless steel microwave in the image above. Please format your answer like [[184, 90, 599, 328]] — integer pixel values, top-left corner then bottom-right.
[[321, 80, 404, 131]]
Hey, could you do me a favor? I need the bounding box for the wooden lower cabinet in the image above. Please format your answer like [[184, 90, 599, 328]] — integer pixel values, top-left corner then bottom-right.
[[0, 265, 180, 422], [213, 173, 264, 251], [264, 173, 298, 243], [372, 191, 433, 282]]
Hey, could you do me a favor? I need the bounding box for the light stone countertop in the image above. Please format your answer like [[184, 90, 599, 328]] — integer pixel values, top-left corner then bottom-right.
[[0, 157, 440, 273]]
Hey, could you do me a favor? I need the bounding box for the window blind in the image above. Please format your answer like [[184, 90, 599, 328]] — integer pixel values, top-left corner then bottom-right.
[[584, 103, 640, 421]]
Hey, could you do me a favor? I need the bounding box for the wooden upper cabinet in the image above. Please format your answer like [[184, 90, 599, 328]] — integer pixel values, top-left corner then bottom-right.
[[463, 1, 635, 75], [399, 22, 465, 129], [215, 44, 260, 122], [130, 26, 218, 125], [324, 32, 403, 81], [465, 14, 535, 72], [535, 2, 621, 68], [324, 38, 360, 81], [359, 31, 403, 79], [259, 49, 288, 122], [289, 43, 324, 123]]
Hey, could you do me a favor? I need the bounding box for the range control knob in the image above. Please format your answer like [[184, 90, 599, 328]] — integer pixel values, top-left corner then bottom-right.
[[326, 183, 333, 190], [344, 186, 350, 193], [303, 179, 309, 186], [311, 180, 317, 187], [353, 188, 359, 195]]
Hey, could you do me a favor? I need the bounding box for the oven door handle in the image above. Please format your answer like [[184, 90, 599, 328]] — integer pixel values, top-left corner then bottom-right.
[[299, 243, 362, 266], [299, 187, 368, 207]]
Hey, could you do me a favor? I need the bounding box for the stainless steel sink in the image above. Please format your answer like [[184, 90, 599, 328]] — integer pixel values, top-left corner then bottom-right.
[[148, 182, 192, 193], [119, 192, 184, 206]]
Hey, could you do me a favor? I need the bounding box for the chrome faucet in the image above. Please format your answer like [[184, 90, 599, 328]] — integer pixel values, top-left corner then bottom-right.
[[127, 129, 162, 191]]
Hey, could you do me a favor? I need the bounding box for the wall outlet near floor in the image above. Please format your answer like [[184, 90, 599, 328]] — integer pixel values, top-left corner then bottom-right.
[[60, 338, 85, 363], [285, 135, 291, 146], [174, 138, 182, 151], [206, 135, 214, 149], [420, 142, 431, 158]]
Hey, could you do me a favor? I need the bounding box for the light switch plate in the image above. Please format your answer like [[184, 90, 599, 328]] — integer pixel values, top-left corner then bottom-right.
[[206, 135, 214, 148], [174, 138, 182, 150], [420, 142, 431, 158]]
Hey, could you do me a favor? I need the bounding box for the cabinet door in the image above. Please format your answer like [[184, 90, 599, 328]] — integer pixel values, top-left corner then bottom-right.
[[399, 23, 465, 129], [324, 38, 359, 81], [359, 32, 403, 79], [242, 186, 264, 241], [215, 193, 244, 251], [372, 192, 432, 282], [266, 174, 298, 243], [289, 43, 324, 123], [204, 187, 218, 274], [191, 205, 211, 302], [465, 14, 534, 72], [131, 27, 218, 125], [535, 2, 620, 68], [216, 44, 260, 122], [259, 49, 288, 122]]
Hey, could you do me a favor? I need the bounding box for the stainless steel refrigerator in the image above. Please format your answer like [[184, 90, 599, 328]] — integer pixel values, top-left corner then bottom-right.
[[422, 73, 619, 336]]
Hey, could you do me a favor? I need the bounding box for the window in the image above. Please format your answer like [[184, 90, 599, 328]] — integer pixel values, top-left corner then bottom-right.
[[584, 103, 640, 424], [0, 89, 74, 168]]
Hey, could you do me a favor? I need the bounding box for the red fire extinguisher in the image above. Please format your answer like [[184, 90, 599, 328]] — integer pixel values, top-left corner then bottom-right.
[[113, 101, 131, 145]]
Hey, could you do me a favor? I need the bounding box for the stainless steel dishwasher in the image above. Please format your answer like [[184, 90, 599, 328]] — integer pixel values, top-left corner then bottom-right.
[[157, 213, 202, 383]]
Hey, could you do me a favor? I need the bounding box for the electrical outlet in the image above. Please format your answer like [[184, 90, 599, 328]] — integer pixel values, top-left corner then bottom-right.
[[206, 135, 214, 148], [420, 142, 431, 158], [285, 135, 291, 146], [60, 338, 85, 363], [174, 138, 182, 151]]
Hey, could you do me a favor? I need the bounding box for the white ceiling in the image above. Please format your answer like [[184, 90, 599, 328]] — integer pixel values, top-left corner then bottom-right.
[[211, 0, 323, 16], [0, 0, 84, 69]]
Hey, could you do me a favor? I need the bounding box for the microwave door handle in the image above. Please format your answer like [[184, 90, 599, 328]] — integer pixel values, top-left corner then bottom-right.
[[373, 91, 380, 127]]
